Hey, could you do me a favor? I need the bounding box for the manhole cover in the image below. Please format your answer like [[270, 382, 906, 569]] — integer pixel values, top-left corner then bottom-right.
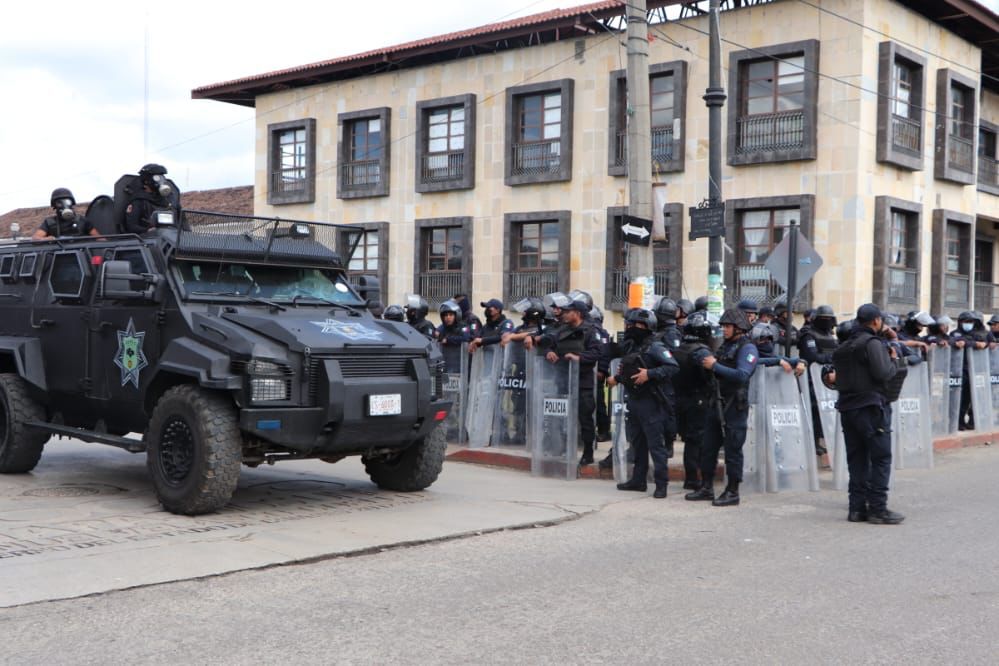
[[22, 485, 124, 498]]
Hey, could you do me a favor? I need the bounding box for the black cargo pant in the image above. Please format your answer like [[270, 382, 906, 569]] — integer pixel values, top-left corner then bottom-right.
[[676, 393, 708, 482], [595, 375, 610, 435], [578, 384, 596, 458], [626, 394, 675, 486], [840, 404, 893, 514], [700, 402, 749, 484]]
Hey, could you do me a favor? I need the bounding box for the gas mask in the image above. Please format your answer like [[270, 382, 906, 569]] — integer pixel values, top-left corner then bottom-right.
[[150, 174, 172, 198], [54, 198, 74, 221]]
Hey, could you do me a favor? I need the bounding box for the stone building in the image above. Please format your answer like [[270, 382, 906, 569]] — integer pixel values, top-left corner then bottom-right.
[[193, 0, 999, 321]]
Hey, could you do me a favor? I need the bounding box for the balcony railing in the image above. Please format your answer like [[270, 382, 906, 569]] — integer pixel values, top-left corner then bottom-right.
[[974, 281, 999, 312], [945, 273, 970, 308], [887, 266, 918, 303], [341, 160, 381, 188], [614, 127, 676, 169], [509, 270, 559, 303], [421, 151, 465, 184], [417, 271, 465, 309], [512, 140, 561, 176], [733, 264, 806, 310], [948, 135, 974, 172], [979, 155, 998, 189], [890, 114, 921, 153], [607, 267, 675, 310], [736, 110, 804, 154]]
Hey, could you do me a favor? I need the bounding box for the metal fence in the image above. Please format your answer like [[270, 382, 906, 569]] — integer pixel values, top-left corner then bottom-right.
[[341, 160, 381, 188], [887, 267, 918, 303], [974, 281, 999, 312], [418, 271, 465, 309], [736, 110, 804, 154], [979, 155, 998, 189], [607, 267, 674, 310], [945, 274, 970, 308], [421, 151, 465, 184], [613, 128, 675, 168], [512, 140, 561, 175], [732, 264, 806, 309], [891, 114, 921, 153], [948, 135, 974, 172], [509, 270, 559, 303]]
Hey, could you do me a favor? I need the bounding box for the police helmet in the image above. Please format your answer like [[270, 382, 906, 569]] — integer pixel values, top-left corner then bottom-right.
[[935, 315, 954, 329], [774, 302, 789, 317], [653, 296, 678, 324], [750, 321, 779, 343], [907, 310, 935, 328], [139, 163, 168, 181], [813, 304, 835, 319], [50, 187, 75, 208], [694, 295, 709, 312], [989, 314, 999, 326], [737, 298, 759, 315], [759, 305, 776, 318], [543, 291, 571, 310], [718, 308, 752, 332], [682, 311, 713, 340], [835, 320, 854, 343], [383, 305, 405, 322], [566, 289, 594, 312], [676, 299, 695, 318], [957, 310, 977, 323], [624, 307, 658, 331], [439, 300, 462, 317], [882, 313, 900, 330], [590, 305, 605, 326], [404, 295, 429, 320]]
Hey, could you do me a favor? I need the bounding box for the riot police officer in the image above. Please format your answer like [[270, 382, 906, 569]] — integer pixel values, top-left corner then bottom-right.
[[452, 293, 483, 339], [671, 311, 715, 489], [950, 311, 989, 430], [124, 164, 178, 234], [685, 308, 758, 507], [469, 299, 514, 352], [736, 298, 759, 326], [797, 304, 839, 464], [33, 188, 98, 239], [675, 298, 695, 328], [833, 303, 904, 524], [652, 296, 682, 350], [383, 305, 405, 322], [404, 295, 436, 339], [435, 300, 469, 372], [774, 302, 798, 349], [609, 308, 679, 497], [590, 305, 613, 442], [527, 299, 602, 465]]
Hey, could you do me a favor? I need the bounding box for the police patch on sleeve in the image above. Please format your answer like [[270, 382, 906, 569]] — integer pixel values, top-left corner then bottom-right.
[[746, 353, 756, 364], [663, 349, 673, 359]]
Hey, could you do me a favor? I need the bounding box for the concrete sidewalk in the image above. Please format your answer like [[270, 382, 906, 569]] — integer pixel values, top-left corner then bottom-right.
[[0, 438, 623, 608]]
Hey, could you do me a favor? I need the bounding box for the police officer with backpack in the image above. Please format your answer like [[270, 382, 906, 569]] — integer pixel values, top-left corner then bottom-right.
[[833, 304, 905, 525], [608, 308, 679, 498], [685, 308, 758, 507], [33, 188, 99, 239]]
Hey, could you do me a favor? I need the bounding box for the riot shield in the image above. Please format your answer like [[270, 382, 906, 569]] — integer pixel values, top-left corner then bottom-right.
[[607, 360, 633, 484], [464, 345, 502, 448], [892, 362, 933, 470], [741, 371, 766, 493], [527, 355, 579, 480], [759, 366, 816, 493], [492, 343, 530, 447], [968, 348, 993, 432], [440, 342, 468, 444], [991, 348, 999, 420], [808, 364, 846, 490], [926, 346, 951, 438], [948, 346, 964, 433]]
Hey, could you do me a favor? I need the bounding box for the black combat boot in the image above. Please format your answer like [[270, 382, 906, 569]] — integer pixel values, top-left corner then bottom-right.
[[616, 479, 647, 492], [712, 481, 740, 507], [684, 480, 714, 501], [653, 483, 668, 499]]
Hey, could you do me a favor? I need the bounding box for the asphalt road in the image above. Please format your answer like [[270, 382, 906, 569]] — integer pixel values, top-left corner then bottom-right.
[[2, 446, 998, 664]]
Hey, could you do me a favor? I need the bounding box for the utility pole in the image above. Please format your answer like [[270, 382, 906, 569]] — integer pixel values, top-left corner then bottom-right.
[[626, 0, 654, 297], [703, 0, 726, 317]]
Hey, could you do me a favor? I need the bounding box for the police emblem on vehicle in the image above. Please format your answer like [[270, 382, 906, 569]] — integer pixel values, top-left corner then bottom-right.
[[310, 318, 383, 340], [114, 318, 148, 387]]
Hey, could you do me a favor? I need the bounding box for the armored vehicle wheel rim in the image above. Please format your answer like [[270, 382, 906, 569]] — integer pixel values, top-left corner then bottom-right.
[[158, 416, 195, 485]]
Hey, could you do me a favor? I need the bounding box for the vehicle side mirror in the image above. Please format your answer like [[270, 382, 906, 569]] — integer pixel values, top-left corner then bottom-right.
[[100, 260, 162, 301], [353, 275, 381, 306]]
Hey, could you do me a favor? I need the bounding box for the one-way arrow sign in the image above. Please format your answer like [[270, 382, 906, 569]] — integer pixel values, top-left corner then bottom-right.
[[619, 214, 652, 246]]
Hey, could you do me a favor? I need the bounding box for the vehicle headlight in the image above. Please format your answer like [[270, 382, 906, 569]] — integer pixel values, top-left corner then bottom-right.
[[251, 377, 289, 402]]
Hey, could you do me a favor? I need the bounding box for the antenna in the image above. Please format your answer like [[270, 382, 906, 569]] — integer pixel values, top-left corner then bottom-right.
[[143, 10, 149, 161]]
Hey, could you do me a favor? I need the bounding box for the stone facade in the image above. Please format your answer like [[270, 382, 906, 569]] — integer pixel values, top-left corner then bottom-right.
[[247, 0, 998, 323]]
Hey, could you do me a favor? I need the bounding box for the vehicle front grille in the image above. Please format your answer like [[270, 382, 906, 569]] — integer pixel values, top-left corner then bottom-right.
[[307, 354, 421, 403]]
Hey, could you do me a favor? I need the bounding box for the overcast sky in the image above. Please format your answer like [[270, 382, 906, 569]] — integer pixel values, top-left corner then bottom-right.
[[1, 0, 996, 213], [0, 0, 571, 212]]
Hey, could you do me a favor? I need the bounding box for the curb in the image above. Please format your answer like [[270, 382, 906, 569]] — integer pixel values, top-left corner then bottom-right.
[[445, 430, 994, 478]]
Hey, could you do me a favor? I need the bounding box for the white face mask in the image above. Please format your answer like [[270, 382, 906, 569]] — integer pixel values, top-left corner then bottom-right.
[[961, 322, 974, 333]]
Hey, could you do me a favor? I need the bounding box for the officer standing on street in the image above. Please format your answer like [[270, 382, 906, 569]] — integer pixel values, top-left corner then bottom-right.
[[33, 188, 99, 239], [798, 305, 839, 464], [685, 308, 758, 507], [404, 295, 437, 339], [435, 300, 469, 372], [671, 311, 716, 489], [609, 308, 679, 498], [652, 296, 682, 350], [590, 306, 613, 443], [526, 299, 602, 465], [469, 299, 514, 352], [833, 304, 904, 524]]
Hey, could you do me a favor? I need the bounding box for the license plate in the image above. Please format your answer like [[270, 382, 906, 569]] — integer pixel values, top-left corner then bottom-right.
[[369, 393, 402, 416]]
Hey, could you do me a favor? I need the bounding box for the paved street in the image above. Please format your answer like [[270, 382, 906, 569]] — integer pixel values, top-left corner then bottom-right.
[[2, 443, 998, 664]]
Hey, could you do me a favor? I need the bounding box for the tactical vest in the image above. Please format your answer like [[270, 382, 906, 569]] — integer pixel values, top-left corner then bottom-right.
[[810, 329, 838, 353], [717, 336, 752, 409], [672, 341, 712, 395], [555, 325, 587, 355]]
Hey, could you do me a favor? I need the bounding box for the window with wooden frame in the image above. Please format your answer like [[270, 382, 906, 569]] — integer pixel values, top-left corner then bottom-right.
[[267, 118, 315, 205], [934, 69, 977, 184], [504, 80, 573, 185], [338, 108, 390, 198]]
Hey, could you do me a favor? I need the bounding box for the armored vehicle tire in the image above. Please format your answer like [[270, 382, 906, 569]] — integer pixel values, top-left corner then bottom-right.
[[146, 385, 242, 515], [0, 374, 49, 474], [363, 424, 447, 492]]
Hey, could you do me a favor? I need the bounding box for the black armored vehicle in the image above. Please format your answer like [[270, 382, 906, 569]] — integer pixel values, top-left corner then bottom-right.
[[0, 201, 450, 514]]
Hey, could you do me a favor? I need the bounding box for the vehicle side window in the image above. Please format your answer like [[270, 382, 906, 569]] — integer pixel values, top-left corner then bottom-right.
[[112, 249, 149, 275], [49, 251, 87, 300]]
